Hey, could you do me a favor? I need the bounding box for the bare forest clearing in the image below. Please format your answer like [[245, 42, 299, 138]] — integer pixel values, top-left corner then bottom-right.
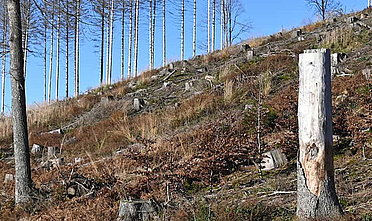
[[0, 1, 371, 220]]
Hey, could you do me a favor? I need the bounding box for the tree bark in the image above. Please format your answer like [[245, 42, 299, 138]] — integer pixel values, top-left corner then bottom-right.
[[121, 3, 125, 79], [149, 0, 153, 69], [48, 2, 54, 103], [133, 0, 139, 77], [297, 49, 342, 219], [74, 0, 80, 96], [7, 0, 32, 204], [43, 7, 47, 101], [65, 0, 69, 97], [180, 0, 184, 60], [220, 0, 224, 49], [127, 0, 133, 78], [207, 0, 210, 53], [151, 0, 156, 69], [1, 7, 7, 114], [211, 0, 215, 51], [55, 0, 61, 100], [162, 0, 166, 66], [99, 0, 105, 84], [192, 0, 196, 57], [106, 0, 114, 84]]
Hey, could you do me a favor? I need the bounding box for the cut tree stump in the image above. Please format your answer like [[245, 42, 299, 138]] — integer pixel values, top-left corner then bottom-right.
[[117, 200, 157, 221], [261, 149, 288, 171]]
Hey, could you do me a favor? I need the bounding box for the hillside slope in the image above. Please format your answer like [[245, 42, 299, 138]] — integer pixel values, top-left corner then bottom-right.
[[0, 8, 371, 220]]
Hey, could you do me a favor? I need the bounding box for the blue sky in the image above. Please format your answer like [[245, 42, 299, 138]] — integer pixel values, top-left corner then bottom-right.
[[1, 0, 368, 113]]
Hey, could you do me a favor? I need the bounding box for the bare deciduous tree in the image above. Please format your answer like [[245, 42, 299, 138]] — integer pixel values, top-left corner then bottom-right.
[[305, 0, 342, 20]]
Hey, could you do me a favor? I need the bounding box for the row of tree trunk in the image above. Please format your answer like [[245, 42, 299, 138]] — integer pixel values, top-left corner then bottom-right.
[[0, 0, 243, 112]]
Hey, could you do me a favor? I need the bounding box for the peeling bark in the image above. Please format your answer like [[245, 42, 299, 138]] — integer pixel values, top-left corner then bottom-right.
[[297, 49, 342, 219]]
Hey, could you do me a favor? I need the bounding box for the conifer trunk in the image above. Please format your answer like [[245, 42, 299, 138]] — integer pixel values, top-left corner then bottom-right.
[[133, 0, 139, 77], [1, 7, 7, 114], [7, 0, 32, 205], [180, 0, 184, 60], [127, 0, 133, 78], [121, 4, 125, 79], [162, 0, 166, 66], [192, 0, 196, 57], [65, 0, 69, 97], [74, 0, 80, 96]]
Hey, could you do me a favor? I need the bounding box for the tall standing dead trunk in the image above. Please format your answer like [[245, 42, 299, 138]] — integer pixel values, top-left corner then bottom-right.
[[74, 0, 80, 96], [151, 0, 156, 69], [43, 6, 47, 101], [106, 0, 114, 84], [207, 0, 210, 53], [127, 0, 133, 78], [180, 0, 184, 60], [162, 0, 166, 66], [120, 2, 125, 79], [55, 0, 61, 100], [192, 0, 196, 57], [297, 49, 342, 219], [133, 0, 139, 77], [99, 0, 105, 84], [1, 6, 7, 114], [48, 2, 54, 103], [7, 0, 32, 204], [211, 0, 215, 51], [220, 0, 224, 49], [21, 0, 30, 78], [149, 0, 153, 69], [228, 0, 232, 46], [65, 0, 69, 97]]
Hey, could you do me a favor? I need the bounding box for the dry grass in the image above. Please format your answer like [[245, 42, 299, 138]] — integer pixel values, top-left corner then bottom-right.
[[202, 47, 236, 64], [246, 36, 269, 48]]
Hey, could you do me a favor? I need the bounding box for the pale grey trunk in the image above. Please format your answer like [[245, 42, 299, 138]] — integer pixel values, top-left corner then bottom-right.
[[1, 8, 7, 114], [48, 4, 54, 103], [7, 0, 32, 204], [220, 0, 224, 49], [151, 0, 156, 69], [55, 0, 60, 100], [207, 0, 210, 53], [65, 0, 69, 97], [43, 13, 47, 101], [106, 0, 114, 84], [149, 0, 153, 69], [121, 4, 125, 79], [100, 0, 104, 84], [180, 0, 184, 60], [192, 0, 196, 57], [211, 0, 215, 51], [133, 0, 139, 77], [297, 49, 342, 219], [127, 0, 133, 78], [162, 0, 166, 66], [74, 0, 80, 96], [22, 16, 28, 77], [228, 0, 231, 46]]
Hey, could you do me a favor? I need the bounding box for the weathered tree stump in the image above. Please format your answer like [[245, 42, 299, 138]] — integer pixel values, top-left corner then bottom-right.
[[297, 49, 342, 219], [261, 149, 288, 171], [117, 200, 157, 221]]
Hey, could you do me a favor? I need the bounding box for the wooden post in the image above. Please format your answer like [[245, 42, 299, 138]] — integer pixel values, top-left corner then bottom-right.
[[297, 49, 342, 219]]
